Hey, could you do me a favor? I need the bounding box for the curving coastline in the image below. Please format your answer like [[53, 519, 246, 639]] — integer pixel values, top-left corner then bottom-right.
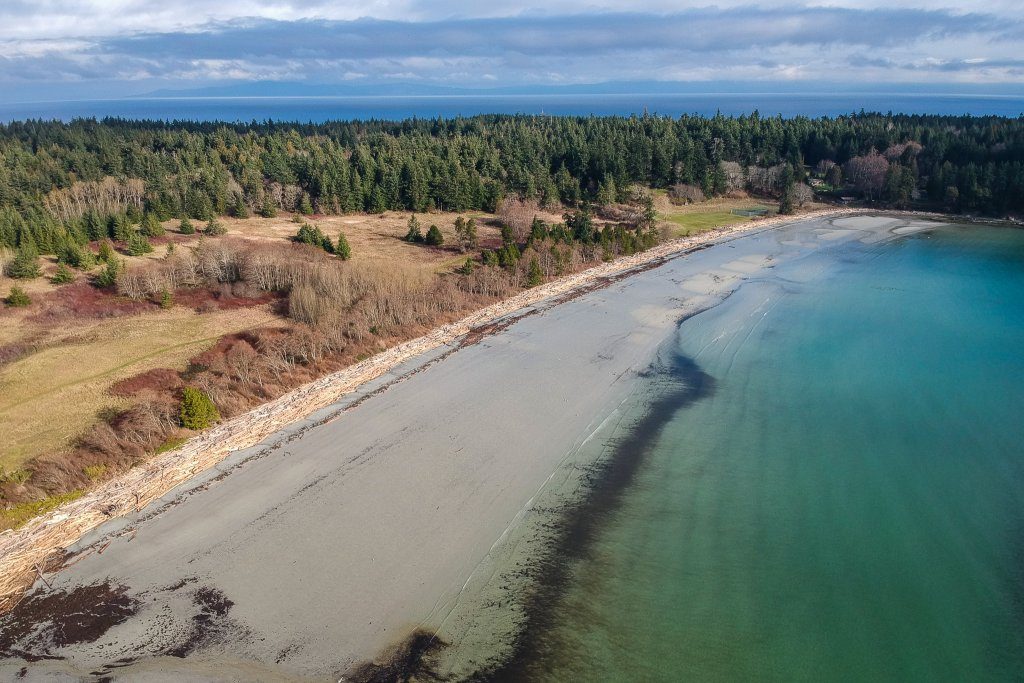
[[0, 207, 866, 615], [0, 209, 959, 682]]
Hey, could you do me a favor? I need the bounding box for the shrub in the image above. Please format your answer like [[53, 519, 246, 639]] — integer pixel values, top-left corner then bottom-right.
[[458, 257, 475, 275], [180, 387, 220, 430], [2, 491, 84, 530], [155, 435, 188, 454], [336, 231, 351, 260], [51, 263, 74, 284], [4, 285, 31, 307], [425, 224, 444, 246], [6, 245, 41, 279], [83, 464, 107, 481], [0, 467, 31, 484], [160, 288, 173, 309], [179, 217, 196, 235]]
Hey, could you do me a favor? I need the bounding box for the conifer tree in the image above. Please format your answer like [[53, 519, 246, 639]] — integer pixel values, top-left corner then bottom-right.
[[127, 233, 153, 256], [95, 257, 121, 288], [454, 216, 479, 252], [230, 194, 250, 218], [425, 224, 444, 246], [6, 244, 41, 279], [404, 215, 423, 243], [4, 285, 30, 307], [529, 217, 548, 243], [141, 214, 165, 237], [179, 217, 196, 235], [111, 214, 133, 242], [97, 240, 115, 263], [51, 263, 74, 284], [180, 387, 220, 430], [259, 196, 278, 218], [336, 231, 351, 260], [526, 257, 543, 287], [205, 217, 227, 236]]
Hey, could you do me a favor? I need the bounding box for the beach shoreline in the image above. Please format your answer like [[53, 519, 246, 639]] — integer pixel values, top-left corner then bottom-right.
[[0, 210, 956, 680], [0, 206, 862, 613]]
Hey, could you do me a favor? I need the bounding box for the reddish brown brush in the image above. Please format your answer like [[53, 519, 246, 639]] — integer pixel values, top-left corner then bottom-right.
[[31, 282, 151, 323]]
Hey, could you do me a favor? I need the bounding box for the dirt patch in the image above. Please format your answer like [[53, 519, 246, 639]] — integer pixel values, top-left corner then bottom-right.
[[0, 582, 138, 662]]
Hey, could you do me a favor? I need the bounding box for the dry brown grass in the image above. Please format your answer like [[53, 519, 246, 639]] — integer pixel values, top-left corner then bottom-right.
[[222, 211, 494, 271], [0, 306, 281, 471], [220, 209, 572, 267]]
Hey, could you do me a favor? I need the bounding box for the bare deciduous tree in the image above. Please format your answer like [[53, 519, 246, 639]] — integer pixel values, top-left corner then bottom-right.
[[844, 151, 890, 199], [792, 183, 815, 207], [668, 183, 705, 204], [498, 197, 541, 243], [44, 177, 145, 221], [719, 161, 745, 191]]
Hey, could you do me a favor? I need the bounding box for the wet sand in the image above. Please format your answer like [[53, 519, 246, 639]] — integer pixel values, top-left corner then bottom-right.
[[0, 214, 928, 681]]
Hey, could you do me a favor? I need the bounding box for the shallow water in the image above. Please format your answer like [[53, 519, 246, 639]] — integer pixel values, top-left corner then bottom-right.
[[506, 224, 1024, 681]]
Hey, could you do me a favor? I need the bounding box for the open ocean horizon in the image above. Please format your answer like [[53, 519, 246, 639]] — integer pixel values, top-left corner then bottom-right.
[[1, 92, 1023, 123]]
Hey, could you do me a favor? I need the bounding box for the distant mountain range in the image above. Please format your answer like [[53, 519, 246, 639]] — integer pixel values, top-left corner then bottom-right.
[[136, 80, 1024, 99]]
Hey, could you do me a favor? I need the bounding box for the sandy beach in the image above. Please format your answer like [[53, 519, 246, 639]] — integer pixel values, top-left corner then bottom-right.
[[0, 212, 940, 680]]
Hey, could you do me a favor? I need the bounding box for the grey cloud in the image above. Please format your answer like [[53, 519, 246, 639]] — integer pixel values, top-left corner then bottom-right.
[[0, 6, 1022, 91], [102, 9, 1016, 60]]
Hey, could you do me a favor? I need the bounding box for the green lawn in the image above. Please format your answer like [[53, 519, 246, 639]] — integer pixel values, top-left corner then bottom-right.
[[664, 211, 750, 236]]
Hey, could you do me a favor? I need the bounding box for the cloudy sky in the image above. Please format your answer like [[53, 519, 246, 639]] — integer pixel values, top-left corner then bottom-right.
[[1, 1, 1022, 100]]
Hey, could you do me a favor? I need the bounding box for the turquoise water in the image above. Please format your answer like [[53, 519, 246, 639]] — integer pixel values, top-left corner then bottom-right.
[[503, 225, 1024, 681]]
